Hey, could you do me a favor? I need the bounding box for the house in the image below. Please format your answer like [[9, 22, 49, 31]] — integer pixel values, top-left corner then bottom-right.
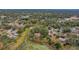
[[0, 29, 5, 35], [7, 28, 18, 39], [0, 29, 4, 32], [34, 32, 41, 39], [14, 20, 25, 29], [20, 15, 30, 20], [8, 22, 14, 27], [8, 20, 25, 29], [48, 29, 53, 36], [64, 16, 79, 21], [64, 18, 70, 21], [29, 27, 33, 30], [71, 27, 79, 36], [33, 32, 41, 43], [15, 22, 24, 28], [70, 16, 79, 20], [0, 15, 7, 19], [59, 36, 67, 43], [48, 27, 58, 37]]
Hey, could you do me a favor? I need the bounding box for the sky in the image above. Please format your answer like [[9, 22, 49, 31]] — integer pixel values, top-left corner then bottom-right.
[[0, 0, 79, 9]]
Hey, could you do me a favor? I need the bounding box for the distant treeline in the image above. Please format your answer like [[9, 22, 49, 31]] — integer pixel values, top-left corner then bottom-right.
[[0, 9, 79, 15]]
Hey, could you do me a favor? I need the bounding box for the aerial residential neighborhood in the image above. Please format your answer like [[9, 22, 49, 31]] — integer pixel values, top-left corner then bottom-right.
[[0, 9, 79, 50]]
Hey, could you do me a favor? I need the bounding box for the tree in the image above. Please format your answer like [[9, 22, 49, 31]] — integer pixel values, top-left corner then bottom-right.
[[29, 26, 48, 41], [54, 43, 62, 50], [62, 27, 71, 33]]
